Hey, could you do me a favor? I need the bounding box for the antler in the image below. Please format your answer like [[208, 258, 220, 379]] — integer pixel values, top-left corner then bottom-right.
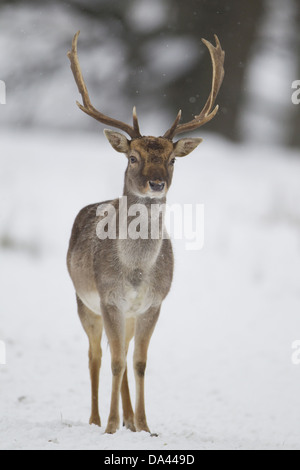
[[67, 31, 142, 139], [163, 35, 225, 140]]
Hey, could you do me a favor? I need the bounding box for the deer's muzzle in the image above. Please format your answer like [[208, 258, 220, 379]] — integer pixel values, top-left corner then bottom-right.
[[149, 181, 165, 192]]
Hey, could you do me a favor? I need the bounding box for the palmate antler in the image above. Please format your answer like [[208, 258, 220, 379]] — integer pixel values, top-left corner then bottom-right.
[[163, 35, 225, 140], [67, 31, 142, 139], [68, 31, 225, 141]]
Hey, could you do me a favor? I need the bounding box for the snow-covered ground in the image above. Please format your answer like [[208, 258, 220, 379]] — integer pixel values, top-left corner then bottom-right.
[[1, 130, 300, 450]]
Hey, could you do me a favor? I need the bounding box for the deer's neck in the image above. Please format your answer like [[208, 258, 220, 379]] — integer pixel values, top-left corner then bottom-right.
[[120, 191, 167, 233], [122, 190, 166, 207], [116, 192, 167, 271]]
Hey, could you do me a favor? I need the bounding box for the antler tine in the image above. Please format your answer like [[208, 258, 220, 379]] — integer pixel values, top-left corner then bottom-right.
[[67, 31, 142, 139], [163, 35, 225, 140], [132, 106, 141, 136], [162, 110, 182, 140]]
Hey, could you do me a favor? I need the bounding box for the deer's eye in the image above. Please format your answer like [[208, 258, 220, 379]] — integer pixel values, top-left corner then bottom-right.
[[130, 156, 137, 164], [170, 158, 176, 166]]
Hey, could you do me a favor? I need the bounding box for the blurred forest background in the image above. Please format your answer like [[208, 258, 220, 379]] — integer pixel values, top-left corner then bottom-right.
[[0, 0, 299, 148]]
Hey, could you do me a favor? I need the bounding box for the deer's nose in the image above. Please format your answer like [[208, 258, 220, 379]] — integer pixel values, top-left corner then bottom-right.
[[149, 181, 165, 192]]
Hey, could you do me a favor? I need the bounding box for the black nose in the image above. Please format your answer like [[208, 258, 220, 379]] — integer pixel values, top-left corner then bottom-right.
[[149, 181, 165, 192]]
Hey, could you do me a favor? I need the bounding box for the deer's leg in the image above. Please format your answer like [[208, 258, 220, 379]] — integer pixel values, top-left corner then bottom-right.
[[76, 295, 103, 426], [121, 317, 136, 431], [101, 303, 126, 434], [133, 306, 161, 433]]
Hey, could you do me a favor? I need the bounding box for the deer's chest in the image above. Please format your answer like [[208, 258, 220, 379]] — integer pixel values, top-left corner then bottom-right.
[[115, 240, 161, 316], [117, 238, 162, 269], [121, 279, 154, 317]]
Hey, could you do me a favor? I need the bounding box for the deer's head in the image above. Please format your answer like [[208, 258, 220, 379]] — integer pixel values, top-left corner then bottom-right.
[[67, 32, 225, 199]]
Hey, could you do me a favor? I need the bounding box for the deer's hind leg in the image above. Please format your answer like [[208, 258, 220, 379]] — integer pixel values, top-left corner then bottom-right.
[[121, 317, 136, 431], [76, 295, 103, 426]]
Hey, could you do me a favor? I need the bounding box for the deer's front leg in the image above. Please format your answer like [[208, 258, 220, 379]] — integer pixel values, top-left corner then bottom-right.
[[121, 317, 136, 432], [133, 306, 161, 433], [101, 303, 126, 434], [76, 295, 103, 427]]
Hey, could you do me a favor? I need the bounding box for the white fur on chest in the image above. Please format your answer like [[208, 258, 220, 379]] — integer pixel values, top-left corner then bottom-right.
[[121, 282, 154, 317], [78, 281, 154, 318]]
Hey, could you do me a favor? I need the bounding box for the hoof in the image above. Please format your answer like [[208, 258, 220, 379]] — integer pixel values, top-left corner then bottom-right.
[[89, 415, 101, 426], [123, 419, 136, 432], [105, 420, 119, 434], [135, 420, 151, 433]]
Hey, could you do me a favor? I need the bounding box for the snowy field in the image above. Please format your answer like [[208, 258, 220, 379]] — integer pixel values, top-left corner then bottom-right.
[[1, 129, 300, 450]]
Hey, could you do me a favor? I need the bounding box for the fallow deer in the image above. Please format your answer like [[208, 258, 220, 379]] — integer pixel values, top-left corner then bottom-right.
[[67, 31, 224, 434]]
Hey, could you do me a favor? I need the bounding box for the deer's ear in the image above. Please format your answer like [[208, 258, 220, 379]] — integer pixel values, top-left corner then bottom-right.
[[173, 138, 203, 157], [104, 129, 130, 154]]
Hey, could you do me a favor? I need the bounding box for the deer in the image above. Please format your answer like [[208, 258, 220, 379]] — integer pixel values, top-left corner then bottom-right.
[[67, 31, 224, 435]]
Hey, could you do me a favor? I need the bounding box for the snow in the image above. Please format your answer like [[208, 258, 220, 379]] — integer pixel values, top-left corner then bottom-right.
[[1, 130, 300, 450]]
